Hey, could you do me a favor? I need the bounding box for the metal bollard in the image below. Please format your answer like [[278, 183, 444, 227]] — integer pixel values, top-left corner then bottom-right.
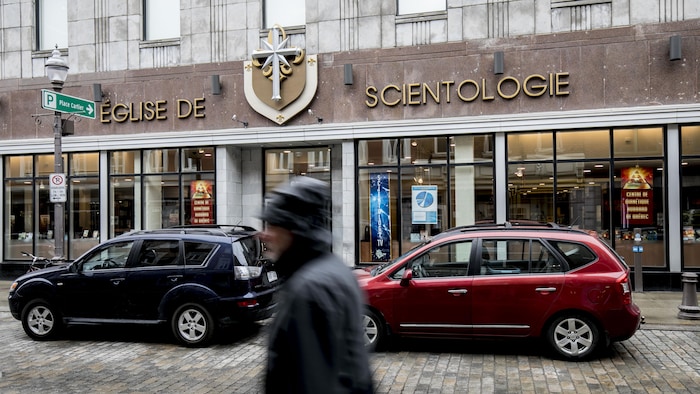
[[678, 272, 700, 320]]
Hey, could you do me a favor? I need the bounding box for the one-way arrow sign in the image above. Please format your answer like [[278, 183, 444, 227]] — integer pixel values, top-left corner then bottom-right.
[[41, 89, 96, 119]]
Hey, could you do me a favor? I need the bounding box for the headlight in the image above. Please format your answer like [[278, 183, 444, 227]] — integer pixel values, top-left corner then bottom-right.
[[9, 282, 18, 292]]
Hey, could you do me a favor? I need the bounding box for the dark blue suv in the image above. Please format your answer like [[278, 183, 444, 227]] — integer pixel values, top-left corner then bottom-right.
[[8, 225, 279, 347]]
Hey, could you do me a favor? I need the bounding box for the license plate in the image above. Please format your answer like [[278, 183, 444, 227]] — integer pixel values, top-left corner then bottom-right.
[[267, 271, 278, 282]]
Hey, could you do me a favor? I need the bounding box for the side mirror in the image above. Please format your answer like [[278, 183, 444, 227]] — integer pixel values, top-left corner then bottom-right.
[[400, 268, 413, 287]]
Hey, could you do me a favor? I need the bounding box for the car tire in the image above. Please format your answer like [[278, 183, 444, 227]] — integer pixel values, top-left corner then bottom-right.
[[171, 303, 215, 347], [546, 314, 600, 360], [363, 309, 386, 351], [21, 299, 62, 341]]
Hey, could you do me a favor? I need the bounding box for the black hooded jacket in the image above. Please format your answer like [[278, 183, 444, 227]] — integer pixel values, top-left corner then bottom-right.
[[265, 238, 373, 393]]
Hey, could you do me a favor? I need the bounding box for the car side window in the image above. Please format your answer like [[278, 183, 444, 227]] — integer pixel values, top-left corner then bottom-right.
[[548, 240, 597, 270], [135, 240, 181, 267], [81, 241, 133, 271], [392, 240, 471, 279], [184, 241, 217, 266], [479, 238, 562, 275]]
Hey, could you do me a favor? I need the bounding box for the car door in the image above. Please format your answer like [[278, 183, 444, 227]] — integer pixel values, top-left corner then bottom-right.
[[392, 240, 473, 337], [123, 239, 184, 320], [470, 237, 565, 337], [57, 240, 135, 319]]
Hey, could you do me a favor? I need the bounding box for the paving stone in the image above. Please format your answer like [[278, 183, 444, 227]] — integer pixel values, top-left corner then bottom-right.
[[0, 313, 699, 393]]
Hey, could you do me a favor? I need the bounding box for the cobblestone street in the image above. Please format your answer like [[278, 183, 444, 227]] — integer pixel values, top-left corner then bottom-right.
[[0, 309, 698, 393]]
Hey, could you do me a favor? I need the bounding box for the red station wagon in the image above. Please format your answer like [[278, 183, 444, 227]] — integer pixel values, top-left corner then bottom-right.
[[355, 222, 643, 360]]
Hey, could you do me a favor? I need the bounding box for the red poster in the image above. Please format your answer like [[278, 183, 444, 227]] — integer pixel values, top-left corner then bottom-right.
[[191, 180, 214, 224], [621, 167, 653, 227]]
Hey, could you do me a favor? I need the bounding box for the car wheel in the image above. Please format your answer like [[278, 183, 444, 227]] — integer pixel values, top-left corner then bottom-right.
[[363, 309, 385, 351], [546, 314, 600, 360], [21, 299, 62, 341], [171, 303, 215, 347]]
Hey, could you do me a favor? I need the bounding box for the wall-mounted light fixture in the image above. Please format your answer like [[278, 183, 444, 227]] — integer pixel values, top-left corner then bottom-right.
[[92, 83, 104, 102], [670, 35, 682, 61], [211, 75, 222, 95], [308, 109, 323, 123], [494, 51, 504, 75], [344, 64, 353, 85], [231, 114, 248, 128]]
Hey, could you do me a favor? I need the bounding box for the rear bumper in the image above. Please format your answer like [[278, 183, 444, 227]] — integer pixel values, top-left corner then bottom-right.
[[605, 302, 643, 341], [215, 291, 277, 325]]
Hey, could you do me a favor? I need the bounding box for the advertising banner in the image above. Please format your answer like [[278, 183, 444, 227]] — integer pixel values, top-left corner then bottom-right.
[[369, 173, 391, 261], [621, 167, 653, 227], [191, 180, 214, 225], [412, 185, 438, 224]]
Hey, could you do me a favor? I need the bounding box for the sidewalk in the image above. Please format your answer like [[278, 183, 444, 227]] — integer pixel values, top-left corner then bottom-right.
[[1, 279, 698, 329]]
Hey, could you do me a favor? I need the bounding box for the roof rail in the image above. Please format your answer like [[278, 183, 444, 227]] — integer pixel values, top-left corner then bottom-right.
[[123, 224, 257, 238]]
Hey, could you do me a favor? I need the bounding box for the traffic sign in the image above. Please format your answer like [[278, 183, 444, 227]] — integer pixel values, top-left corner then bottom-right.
[[41, 89, 96, 119], [49, 173, 67, 203]]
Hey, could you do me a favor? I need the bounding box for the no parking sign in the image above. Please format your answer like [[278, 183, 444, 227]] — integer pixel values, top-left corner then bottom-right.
[[49, 173, 66, 203]]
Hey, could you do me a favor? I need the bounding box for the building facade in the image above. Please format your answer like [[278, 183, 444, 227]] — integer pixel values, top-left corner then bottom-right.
[[1, 0, 699, 288]]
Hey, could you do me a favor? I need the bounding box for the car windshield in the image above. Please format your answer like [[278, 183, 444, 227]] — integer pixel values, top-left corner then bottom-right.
[[371, 241, 428, 276]]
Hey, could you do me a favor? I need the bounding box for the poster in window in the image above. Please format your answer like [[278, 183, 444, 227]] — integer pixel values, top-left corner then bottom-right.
[[191, 180, 214, 225], [412, 185, 438, 224], [369, 173, 391, 261], [621, 167, 653, 227]]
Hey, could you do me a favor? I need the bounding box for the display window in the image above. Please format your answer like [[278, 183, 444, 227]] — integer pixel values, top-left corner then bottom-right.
[[109, 147, 216, 237], [358, 136, 495, 264], [3, 153, 96, 261], [507, 128, 666, 268]]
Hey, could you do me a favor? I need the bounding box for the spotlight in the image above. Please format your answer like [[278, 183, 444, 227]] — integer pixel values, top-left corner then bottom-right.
[[308, 109, 323, 123], [232, 114, 248, 128]]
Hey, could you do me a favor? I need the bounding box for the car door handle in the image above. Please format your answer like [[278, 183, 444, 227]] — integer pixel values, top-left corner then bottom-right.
[[535, 287, 557, 293], [110, 278, 125, 285], [167, 275, 183, 282], [448, 289, 468, 295]]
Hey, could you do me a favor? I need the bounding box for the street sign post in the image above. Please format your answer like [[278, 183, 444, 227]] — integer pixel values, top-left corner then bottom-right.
[[41, 89, 96, 119]]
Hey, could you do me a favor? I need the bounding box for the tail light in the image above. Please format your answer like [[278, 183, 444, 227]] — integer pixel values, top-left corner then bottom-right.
[[234, 266, 262, 280], [617, 274, 632, 305], [237, 299, 260, 308]]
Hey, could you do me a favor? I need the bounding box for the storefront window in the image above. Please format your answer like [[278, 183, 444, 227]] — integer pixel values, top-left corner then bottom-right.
[[555, 161, 610, 238], [144, 149, 179, 173], [507, 132, 553, 161], [358, 136, 495, 264], [681, 125, 700, 268], [451, 135, 494, 163], [508, 162, 554, 222], [71, 177, 99, 257], [264, 147, 332, 191], [3, 152, 96, 261], [111, 176, 139, 236], [452, 164, 494, 225], [109, 147, 216, 236], [4, 179, 35, 259]]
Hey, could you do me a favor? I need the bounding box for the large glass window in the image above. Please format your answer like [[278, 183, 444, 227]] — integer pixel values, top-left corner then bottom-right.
[[681, 125, 700, 268], [37, 0, 67, 50], [358, 136, 495, 264], [109, 147, 215, 237], [144, 0, 180, 40], [4, 152, 97, 261], [264, 0, 306, 28], [264, 147, 331, 191], [507, 128, 666, 269]]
